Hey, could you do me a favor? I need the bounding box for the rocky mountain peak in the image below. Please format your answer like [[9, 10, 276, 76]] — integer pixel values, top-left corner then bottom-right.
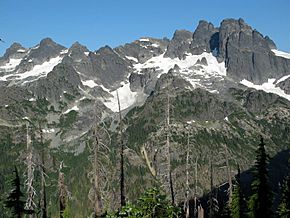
[[190, 20, 219, 55], [220, 18, 252, 34], [70, 41, 89, 51], [2, 42, 27, 60], [196, 20, 216, 32], [28, 38, 67, 64], [96, 45, 114, 54], [216, 18, 290, 83], [68, 41, 89, 59], [38, 37, 63, 48], [164, 29, 193, 59]]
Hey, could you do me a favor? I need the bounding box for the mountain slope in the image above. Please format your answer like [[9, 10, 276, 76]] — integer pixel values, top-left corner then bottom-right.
[[0, 18, 290, 217]]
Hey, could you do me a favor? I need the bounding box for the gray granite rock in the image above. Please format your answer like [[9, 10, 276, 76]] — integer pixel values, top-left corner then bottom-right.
[[63, 42, 95, 77], [218, 18, 290, 83], [26, 63, 82, 102], [28, 38, 66, 64], [90, 45, 131, 88], [190, 20, 219, 55], [1, 43, 27, 61], [115, 37, 169, 63], [164, 30, 193, 59]]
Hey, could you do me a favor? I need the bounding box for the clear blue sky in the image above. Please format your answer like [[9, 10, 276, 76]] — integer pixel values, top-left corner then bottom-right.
[[1, 0, 290, 56]]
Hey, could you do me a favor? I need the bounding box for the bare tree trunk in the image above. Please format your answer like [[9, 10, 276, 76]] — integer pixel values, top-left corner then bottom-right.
[[198, 205, 204, 218], [93, 128, 102, 217], [25, 122, 36, 217], [117, 91, 126, 207], [166, 92, 175, 205], [58, 162, 68, 218], [224, 143, 232, 204], [209, 159, 214, 218], [39, 123, 47, 218], [194, 156, 198, 218], [141, 145, 157, 177], [185, 132, 190, 218]]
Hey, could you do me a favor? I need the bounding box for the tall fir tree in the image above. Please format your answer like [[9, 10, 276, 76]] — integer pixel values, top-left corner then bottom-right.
[[248, 137, 273, 218], [5, 166, 32, 218], [230, 166, 246, 218], [277, 155, 290, 218]]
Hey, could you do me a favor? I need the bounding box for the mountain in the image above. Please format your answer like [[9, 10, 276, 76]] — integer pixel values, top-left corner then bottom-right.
[[0, 18, 290, 217]]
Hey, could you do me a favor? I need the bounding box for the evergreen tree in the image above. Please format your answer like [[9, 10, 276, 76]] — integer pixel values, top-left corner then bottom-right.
[[5, 167, 32, 218], [277, 156, 290, 218], [230, 166, 246, 218], [248, 137, 272, 218]]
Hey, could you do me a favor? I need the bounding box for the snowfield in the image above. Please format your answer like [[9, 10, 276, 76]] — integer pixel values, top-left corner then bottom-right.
[[240, 78, 290, 101], [103, 82, 147, 112], [0, 50, 67, 83], [0, 58, 22, 72], [133, 52, 227, 78]]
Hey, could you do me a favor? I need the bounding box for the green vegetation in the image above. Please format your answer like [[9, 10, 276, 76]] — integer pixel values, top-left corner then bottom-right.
[[5, 167, 32, 218], [58, 110, 78, 131], [106, 188, 180, 218], [1, 86, 290, 217], [277, 157, 290, 217], [248, 137, 273, 218], [63, 92, 76, 101], [230, 167, 246, 218]]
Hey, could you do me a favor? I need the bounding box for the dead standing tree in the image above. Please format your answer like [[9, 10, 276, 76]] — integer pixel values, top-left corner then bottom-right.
[[24, 118, 48, 218], [166, 91, 175, 206], [151, 88, 175, 205], [24, 121, 36, 216], [183, 128, 201, 218], [58, 161, 70, 218], [38, 122, 47, 218], [88, 101, 111, 217], [184, 132, 191, 218], [208, 158, 219, 218], [223, 143, 232, 204], [117, 91, 126, 207]]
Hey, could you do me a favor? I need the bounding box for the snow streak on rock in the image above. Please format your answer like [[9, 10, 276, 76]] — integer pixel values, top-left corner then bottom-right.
[[240, 78, 290, 101], [272, 49, 290, 59], [0, 50, 67, 83]]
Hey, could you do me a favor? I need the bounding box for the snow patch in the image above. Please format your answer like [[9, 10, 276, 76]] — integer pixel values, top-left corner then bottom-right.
[[29, 98, 36, 101], [272, 49, 290, 59], [42, 128, 55, 133], [0, 58, 22, 72], [125, 56, 138, 62], [240, 79, 290, 101], [103, 82, 146, 112], [84, 52, 89, 56], [134, 52, 226, 77], [82, 80, 98, 88], [0, 55, 63, 82], [186, 120, 196, 124], [81, 80, 110, 92], [224, 117, 229, 122], [17, 49, 26, 53], [60, 49, 69, 55], [64, 105, 79, 114], [133, 52, 226, 90], [139, 38, 150, 42], [276, 75, 290, 84], [151, 43, 159, 48]]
